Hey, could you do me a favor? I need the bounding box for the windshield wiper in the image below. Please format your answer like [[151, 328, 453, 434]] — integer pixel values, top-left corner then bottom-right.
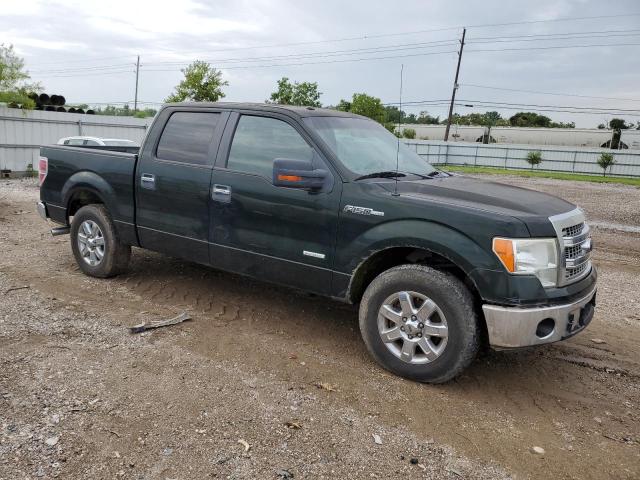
[[354, 171, 407, 181]]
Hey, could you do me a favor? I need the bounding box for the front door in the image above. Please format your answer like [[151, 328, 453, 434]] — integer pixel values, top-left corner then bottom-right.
[[209, 112, 342, 295], [136, 108, 227, 262]]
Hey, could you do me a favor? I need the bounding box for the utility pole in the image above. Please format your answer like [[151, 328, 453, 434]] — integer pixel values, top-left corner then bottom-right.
[[444, 28, 466, 141], [134, 55, 140, 112]]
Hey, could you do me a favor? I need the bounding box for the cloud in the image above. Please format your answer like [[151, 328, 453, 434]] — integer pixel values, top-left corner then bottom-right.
[[2, 0, 639, 127]]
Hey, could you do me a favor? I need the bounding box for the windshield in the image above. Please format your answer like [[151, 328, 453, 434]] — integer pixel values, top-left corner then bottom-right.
[[103, 140, 137, 147], [304, 116, 438, 178]]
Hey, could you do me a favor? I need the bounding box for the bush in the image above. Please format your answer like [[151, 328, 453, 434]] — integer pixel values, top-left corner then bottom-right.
[[597, 152, 615, 176], [526, 151, 543, 169], [402, 128, 416, 139]]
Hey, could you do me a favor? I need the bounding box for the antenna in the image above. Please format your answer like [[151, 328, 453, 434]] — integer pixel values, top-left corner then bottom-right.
[[392, 64, 404, 197]]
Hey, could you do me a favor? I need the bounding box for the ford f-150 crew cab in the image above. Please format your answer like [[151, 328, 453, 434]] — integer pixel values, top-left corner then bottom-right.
[[37, 102, 596, 383]]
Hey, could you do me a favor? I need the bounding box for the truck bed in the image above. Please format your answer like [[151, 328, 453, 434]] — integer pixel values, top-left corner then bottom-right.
[[39, 145, 138, 243]]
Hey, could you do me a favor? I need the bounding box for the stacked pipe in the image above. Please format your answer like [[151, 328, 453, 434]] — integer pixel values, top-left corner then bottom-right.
[[11, 93, 96, 114]]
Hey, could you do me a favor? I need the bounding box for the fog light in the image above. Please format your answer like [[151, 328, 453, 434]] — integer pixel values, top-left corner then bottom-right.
[[536, 318, 555, 338]]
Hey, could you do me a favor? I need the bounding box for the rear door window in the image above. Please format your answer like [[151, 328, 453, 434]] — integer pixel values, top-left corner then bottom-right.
[[227, 115, 313, 178], [157, 112, 220, 165]]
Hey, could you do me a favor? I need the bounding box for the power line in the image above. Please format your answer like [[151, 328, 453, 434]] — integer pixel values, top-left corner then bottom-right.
[[395, 99, 640, 116], [23, 12, 640, 67], [142, 39, 460, 67], [32, 38, 640, 77], [33, 39, 460, 74], [468, 32, 640, 44], [467, 28, 640, 41], [463, 13, 640, 29], [32, 69, 135, 78], [445, 99, 640, 112], [467, 42, 640, 53], [140, 49, 459, 72], [29, 63, 135, 74], [453, 102, 640, 117], [460, 84, 640, 103]]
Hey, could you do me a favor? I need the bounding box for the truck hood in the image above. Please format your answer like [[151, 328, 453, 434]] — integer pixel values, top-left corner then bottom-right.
[[378, 175, 576, 235]]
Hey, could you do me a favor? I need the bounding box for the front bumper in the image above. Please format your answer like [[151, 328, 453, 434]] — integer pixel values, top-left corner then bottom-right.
[[482, 286, 596, 348]]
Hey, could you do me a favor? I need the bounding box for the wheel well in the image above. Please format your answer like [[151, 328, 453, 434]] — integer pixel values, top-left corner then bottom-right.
[[67, 190, 103, 219], [348, 247, 481, 305], [348, 247, 488, 347]]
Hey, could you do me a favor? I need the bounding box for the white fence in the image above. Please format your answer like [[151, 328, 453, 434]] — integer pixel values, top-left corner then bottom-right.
[[404, 140, 640, 178], [0, 106, 154, 173]]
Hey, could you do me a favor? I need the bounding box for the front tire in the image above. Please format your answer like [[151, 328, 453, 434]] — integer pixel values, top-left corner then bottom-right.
[[359, 264, 480, 383], [70, 204, 131, 278]]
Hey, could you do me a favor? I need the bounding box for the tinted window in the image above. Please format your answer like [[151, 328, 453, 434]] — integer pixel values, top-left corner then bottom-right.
[[66, 139, 84, 146], [227, 115, 313, 178], [84, 140, 100, 146], [157, 112, 220, 165]]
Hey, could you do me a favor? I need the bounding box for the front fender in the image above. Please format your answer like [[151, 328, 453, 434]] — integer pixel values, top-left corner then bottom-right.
[[338, 219, 501, 276]]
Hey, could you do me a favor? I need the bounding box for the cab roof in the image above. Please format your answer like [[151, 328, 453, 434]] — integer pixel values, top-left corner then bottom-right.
[[165, 101, 361, 119]]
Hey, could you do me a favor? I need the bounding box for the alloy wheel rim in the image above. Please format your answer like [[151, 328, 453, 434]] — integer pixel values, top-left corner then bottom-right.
[[77, 220, 105, 266], [377, 290, 448, 364]]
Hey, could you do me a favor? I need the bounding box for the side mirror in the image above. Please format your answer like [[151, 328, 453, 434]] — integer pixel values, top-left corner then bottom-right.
[[272, 158, 328, 190]]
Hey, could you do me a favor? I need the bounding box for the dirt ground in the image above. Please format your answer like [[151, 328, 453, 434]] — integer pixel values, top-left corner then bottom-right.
[[1, 175, 638, 480]]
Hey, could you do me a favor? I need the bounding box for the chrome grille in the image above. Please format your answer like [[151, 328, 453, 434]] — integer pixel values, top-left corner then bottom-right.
[[562, 224, 583, 237], [566, 262, 589, 281], [562, 222, 591, 282], [549, 209, 592, 286]]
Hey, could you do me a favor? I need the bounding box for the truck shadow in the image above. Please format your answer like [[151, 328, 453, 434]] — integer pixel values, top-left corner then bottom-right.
[[118, 247, 628, 399]]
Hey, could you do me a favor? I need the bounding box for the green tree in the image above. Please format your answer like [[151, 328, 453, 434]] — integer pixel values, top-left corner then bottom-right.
[[347, 93, 386, 123], [334, 99, 351, 112], [383, 105, 401, 123], [268, 77, 322, 107], [0, 44, 41, 109], [526, 151, 543, 169], [597, 152, 615, 176], [608, 118, 633, 130], [165, 61, 228, 103], [416, 111, 440, 124], [604, 118, 634, 149], [509, 112, 552, 128]]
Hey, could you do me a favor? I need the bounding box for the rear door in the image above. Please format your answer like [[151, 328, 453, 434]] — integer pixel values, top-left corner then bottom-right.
[[209, 111, 342, 295], [136, 107, 228, 263]]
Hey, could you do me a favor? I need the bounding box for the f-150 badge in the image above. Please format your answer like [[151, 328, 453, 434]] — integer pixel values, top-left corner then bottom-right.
[[343, 205, 385, 216]]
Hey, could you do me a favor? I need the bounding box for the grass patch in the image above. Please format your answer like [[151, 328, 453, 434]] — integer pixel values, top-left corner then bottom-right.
[[439, 165, 640, 187]]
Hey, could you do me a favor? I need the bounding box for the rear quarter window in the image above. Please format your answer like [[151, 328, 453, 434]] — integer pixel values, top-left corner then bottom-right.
[[156, 112, 220, 165]]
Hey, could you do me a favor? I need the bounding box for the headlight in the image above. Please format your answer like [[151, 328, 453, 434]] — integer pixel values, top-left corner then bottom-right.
[[492, 237, 559, 287]]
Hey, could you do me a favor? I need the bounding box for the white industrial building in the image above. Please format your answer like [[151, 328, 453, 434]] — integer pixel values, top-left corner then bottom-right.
[[399, 124, 617, 148]]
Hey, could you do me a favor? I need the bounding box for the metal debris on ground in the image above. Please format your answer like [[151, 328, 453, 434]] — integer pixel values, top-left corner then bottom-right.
[[373, 433, 383, 445], [129, 312, 191, 333], [285, 421, 302, 429], [591, 338, 606, 344], [237, 439, 250, 452]]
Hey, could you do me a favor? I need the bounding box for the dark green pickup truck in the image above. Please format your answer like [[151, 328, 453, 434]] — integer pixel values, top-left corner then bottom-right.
[[37, 102, 596, 383]]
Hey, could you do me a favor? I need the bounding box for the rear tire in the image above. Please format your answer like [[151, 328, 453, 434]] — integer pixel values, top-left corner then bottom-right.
[[359, 264, 480, 383], [70, 204, 131, 278]]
